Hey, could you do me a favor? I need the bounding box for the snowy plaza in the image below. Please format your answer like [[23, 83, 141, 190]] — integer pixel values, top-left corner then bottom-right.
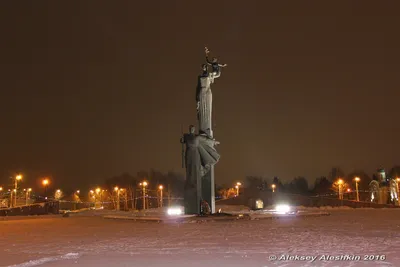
[[1, 208, 399, 267]]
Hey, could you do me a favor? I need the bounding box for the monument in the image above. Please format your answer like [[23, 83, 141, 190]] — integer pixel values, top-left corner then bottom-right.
[[180, 48, 227, 214]]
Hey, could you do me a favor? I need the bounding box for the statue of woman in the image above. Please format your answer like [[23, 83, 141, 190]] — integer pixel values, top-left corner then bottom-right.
[[205, 46, 227, 80], [196, 66, 213, 137]]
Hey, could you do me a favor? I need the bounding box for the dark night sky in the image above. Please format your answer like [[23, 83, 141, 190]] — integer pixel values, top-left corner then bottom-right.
[[1, 1, 400, 191]]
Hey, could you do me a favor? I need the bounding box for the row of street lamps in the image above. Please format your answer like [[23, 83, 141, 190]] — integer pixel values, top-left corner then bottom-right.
[[336, 177, 362, 201], [234, 182, 276, 195], [87, 182, 164, 210], [336, 177, 400, 204], [138, 181, 164, 209]]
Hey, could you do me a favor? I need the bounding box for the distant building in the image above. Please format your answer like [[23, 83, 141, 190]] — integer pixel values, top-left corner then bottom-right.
[[369, 168, 399, 205]]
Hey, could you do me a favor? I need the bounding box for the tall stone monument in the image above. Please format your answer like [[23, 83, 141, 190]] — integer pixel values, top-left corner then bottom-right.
[[180, 48, 226, 214]]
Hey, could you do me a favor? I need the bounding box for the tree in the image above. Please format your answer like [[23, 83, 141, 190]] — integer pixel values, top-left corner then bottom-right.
[[332, 179, 349, 198], [272, 177, 284, 192], [285, 177, 309, 195], [312, 176, 332, 195], [245, 176, 265, 190], [388, 166, 400, 180], [345, 170, 371, 191], [54, 190, 63, 200], [218, 188, 236, 199], [328, 167, 345, 182]]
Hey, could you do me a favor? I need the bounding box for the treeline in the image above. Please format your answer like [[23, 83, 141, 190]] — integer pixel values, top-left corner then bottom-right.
[[236, 166, 400, 196], [102, 165, 400, 200]]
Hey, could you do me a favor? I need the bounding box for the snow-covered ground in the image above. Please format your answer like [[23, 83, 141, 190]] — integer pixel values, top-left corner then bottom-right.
[[1, 208, 399, 267]]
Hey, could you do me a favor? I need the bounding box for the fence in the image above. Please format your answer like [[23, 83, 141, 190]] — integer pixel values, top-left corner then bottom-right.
[[0, 201, 59, 216], [217, 191, 400, 209]]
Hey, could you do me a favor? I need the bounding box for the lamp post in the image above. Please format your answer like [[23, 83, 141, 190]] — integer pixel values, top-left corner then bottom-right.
[[236, 182, 242, 196], [25, 188, 32, 205], [271, 184, 276, 193], [355, 177, 360, 202], [140, 181, 148, 210], [337, 179, 343, 200], [114, 187, 120, 210], [9, 189, 13, 208], [120, 188, 127, 210], [14, 175, 22, 207], [95, 187, 101, 208], [42, 178, 49, 197], [158, 185, 164, 208], [89, 190, 94, 205]]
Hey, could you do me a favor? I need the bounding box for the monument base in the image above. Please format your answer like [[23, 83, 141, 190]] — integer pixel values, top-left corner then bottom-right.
[[184, 166, 216, 215], [202, 165, 215, 214]]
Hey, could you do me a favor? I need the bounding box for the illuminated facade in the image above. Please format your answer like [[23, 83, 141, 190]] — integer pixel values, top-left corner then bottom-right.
[[369, 168, 399, 205]]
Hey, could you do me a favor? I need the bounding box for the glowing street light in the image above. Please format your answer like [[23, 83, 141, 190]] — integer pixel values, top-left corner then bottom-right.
[[95, 187, 102, 205], [141, 181, 148, 210], [235, 182, 242, 196], [114, 186, 120, 210], [159, 185, 163, 208], [76, 190, 80, 194], [13, 174, 22, 207], [337, 179, 343, 200], [354, 177, 360, 202], [42, 178, 49, 197], [25, 188, 32, 205], [0, 187, 3, 191], [271, 184, 276, 193]]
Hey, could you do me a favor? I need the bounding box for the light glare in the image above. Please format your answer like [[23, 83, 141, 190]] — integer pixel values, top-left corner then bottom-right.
[[275, 204, 290, 214], [167, 207, 183, 216]]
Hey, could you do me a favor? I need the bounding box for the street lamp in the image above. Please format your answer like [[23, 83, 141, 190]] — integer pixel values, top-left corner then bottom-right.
[[25, 188, 32, 205], [114, 186, 120, 210], [271, 184, 276, 193], [42, 178, 49, 197], [159, 185, 163, 208], [14, 174, 22, 207], [354, 177, 360, 202], [236, 182, 242, 196], [95, 187, 102, 207], [337, 179, 343, 200], [140, 181, 148, 210]]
